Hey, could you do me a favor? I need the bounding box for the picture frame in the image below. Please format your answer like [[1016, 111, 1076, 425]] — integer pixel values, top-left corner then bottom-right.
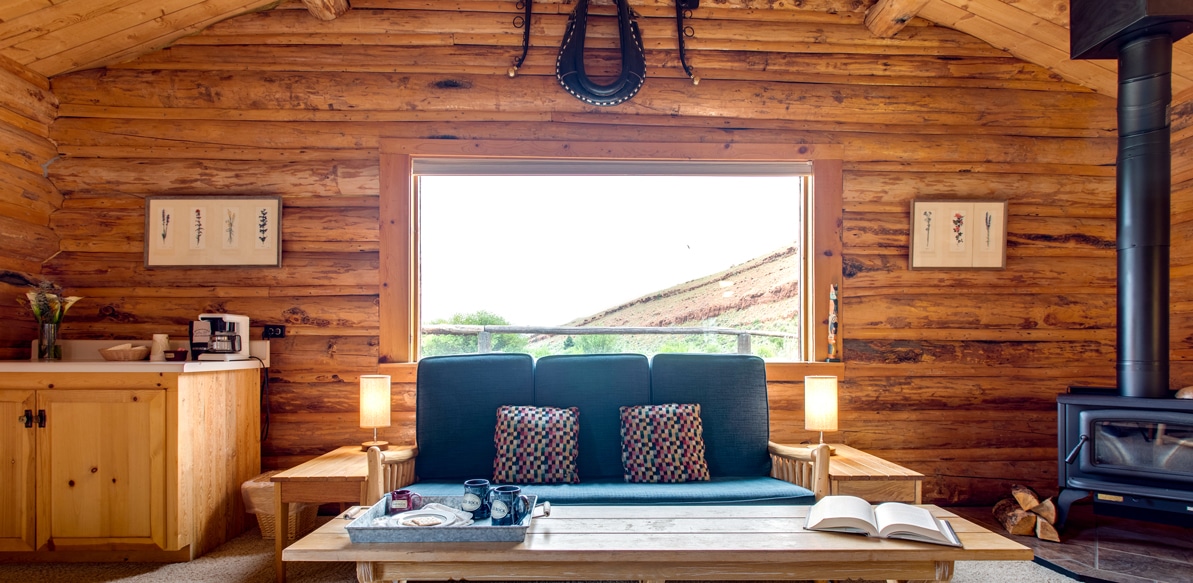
[[910, 200, 1006, 270], [145, 195, 282, 267]]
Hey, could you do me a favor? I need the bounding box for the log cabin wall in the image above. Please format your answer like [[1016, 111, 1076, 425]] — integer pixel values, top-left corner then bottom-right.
[[0, 55, 60, 361], [39, 1, 1125, 504], [1173, 103, 1193, 390]]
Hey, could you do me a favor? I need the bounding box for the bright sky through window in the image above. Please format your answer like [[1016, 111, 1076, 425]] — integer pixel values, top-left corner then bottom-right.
[[419, 175, 802, 327]]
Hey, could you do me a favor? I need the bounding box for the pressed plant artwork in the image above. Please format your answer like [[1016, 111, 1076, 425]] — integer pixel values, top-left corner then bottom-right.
[[146, 196, 281, 266]]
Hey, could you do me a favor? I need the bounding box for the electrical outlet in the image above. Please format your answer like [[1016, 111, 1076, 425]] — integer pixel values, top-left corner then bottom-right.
[[263, 325, 286, 339]]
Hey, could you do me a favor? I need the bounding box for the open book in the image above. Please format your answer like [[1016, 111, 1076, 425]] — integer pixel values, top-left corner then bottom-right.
[[805, 495, 963, 547]]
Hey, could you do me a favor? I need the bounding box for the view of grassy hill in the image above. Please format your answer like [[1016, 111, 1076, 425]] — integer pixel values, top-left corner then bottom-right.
[[527, 245, 801, 358]]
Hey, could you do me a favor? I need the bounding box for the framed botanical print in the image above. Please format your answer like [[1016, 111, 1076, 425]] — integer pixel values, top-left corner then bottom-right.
[[910, 200, 1006, 269], [145, 195, 282, 267]]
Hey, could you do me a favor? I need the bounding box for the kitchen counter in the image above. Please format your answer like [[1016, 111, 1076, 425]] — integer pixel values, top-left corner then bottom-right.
[[0, 359, 265, 373], [0, 339, 269, 373]]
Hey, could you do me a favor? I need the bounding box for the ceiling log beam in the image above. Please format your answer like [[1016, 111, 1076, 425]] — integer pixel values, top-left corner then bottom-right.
[[13, 0, 281, 77], [920, 0, 1119, 97], [865, 0, 930, 39], [301, 0, 349, 20]]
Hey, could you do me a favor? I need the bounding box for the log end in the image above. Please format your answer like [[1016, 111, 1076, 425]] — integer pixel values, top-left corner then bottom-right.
[[1036, 517, 1061, 542], [1012, 484, 1043, 511], [994, 498, 1038, 536]]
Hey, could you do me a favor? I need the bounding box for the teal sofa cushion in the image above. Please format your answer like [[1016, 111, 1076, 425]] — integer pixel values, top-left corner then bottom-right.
[[415, 353, 534, 481], [533, 354, 650, 480], [650, 354, 772, 478], [405, 476, 814, 506]]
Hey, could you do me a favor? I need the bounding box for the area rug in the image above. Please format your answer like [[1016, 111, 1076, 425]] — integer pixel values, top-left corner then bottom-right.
[[0, 525, 1081, 583]]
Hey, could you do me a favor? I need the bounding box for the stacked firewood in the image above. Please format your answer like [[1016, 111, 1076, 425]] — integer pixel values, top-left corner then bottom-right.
[[992, 485, 1060, 542]]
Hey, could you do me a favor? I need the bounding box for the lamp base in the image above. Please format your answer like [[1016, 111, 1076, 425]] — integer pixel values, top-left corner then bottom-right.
[[806, 443, 837, 455], [361, 440, 389, 452]]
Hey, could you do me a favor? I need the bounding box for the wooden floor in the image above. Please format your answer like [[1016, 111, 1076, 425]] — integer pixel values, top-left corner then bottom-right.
[[951, 502, 1193, 583]]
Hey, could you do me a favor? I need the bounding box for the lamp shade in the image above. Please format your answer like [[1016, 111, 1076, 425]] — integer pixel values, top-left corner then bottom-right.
[[359, 374, 392, 429], [804, 375, 839, 432]]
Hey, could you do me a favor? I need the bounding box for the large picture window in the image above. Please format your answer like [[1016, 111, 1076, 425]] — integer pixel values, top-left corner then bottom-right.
[[419, 169, 807, 359], [378, 140, 843, 368]]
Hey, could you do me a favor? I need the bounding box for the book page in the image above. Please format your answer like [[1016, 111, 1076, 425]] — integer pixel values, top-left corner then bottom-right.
[[805, 495, 879, 536], [874, 503, 962, 546], [874, 503, 939, 535]]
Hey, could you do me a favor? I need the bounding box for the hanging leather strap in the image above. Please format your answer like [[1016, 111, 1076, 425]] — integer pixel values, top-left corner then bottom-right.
[[555, 0, 647, 106], [508, 0, 533, 77], [676, 0, 699, 84]]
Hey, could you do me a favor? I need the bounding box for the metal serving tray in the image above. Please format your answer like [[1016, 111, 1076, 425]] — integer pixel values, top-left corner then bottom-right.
[[345, 494, 536, 543]]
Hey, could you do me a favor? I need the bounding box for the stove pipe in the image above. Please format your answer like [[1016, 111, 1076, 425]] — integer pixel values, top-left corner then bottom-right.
[[1116, 34, 1171, 398], [1071, 0, 1193, 398]]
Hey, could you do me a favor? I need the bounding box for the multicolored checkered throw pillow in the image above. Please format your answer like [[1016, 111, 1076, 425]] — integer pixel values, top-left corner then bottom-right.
[[492, 405, 580, 484], [619, 403, 710, 483]]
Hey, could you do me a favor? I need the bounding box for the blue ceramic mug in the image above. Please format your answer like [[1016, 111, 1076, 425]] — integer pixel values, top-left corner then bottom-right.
[[488, 485, 531, 526], [461, 478, 491, 520]]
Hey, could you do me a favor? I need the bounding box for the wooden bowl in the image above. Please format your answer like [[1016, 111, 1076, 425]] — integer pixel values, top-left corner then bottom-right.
[[163, 349, 189, 361], [99, 345, 150, 361]]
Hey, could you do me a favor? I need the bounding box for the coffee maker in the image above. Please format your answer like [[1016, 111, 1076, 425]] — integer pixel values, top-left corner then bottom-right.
[[192, 313, 251, 361]]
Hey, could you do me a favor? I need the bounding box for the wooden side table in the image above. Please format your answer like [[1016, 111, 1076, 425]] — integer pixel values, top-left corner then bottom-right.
[[827, 444, 923, 503], [271, 445, 370, 583]]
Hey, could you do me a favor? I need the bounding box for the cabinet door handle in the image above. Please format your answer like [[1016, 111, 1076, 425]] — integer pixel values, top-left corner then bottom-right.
[[19, 409, 33, 428], [36, 409, 46, 428]]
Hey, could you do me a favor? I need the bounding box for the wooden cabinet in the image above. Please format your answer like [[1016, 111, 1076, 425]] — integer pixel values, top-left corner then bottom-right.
[[0, 367, 259, 561], [39, 389, 167, 550], [0, 389, 36, 552]]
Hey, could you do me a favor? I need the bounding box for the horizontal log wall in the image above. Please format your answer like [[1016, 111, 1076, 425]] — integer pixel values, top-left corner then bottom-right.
[[0, 54, 60, 360], [1172, 101, 1193, 391], [40, 0, 1126, 504]]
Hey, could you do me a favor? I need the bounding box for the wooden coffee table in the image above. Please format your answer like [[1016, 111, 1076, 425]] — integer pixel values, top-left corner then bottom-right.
[[284, 504, 1032, 583]]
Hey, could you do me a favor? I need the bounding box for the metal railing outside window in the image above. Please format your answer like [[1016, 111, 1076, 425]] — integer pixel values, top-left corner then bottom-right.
[[422, 324, 800, 355]]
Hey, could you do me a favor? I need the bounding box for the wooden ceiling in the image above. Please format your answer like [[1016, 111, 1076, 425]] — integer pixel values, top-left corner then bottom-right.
[[1, 0, 1192, 101]]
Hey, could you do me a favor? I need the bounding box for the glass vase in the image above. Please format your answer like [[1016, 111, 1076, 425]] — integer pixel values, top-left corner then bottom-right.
[[37, 322, 60, 361]]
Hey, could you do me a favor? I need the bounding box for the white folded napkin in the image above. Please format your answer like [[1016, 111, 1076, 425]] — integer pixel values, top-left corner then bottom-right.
[[423, 502, 474, 526], [369, 503, 474, 527]]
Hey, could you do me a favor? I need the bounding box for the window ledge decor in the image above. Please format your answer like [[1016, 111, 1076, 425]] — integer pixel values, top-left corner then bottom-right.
[[145, 195, 282, 267], [909, 200, 1006, 270]]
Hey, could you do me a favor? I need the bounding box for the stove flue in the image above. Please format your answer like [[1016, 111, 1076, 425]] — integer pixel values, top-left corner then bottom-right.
[[1071, 0, 1193, 398]]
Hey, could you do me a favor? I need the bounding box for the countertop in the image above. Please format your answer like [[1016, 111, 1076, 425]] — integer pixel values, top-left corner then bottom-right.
[[0, 339, 269, 373], [0, 359, 265, 373]]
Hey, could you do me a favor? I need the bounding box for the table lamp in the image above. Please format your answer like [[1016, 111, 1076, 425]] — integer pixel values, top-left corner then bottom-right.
[[804, 375, 838, 454], [359, 374, 391, 451]]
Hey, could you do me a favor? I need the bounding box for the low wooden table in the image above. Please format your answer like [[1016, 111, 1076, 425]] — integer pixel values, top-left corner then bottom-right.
[[284, 504, 1031, 583], [271, 445, 371, 583], [828, 444, 925, 503]]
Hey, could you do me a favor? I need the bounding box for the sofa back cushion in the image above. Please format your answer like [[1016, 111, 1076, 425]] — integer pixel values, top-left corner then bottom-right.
[[416, 353, 534, 481], [533, 354, 650, 479], [649, 353, 771, 477]]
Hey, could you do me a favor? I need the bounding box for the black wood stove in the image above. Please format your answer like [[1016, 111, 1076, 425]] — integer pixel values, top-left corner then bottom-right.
[[1057, 389, 1193, 527], [1058, 0, 1193, 528]]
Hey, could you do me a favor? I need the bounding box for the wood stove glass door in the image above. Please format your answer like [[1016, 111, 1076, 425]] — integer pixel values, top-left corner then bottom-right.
[[1087, 413, 1193, 481]]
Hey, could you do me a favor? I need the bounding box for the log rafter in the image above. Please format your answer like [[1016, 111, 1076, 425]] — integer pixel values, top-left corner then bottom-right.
[[301, 0, 350, 20], [865, 0, 929, 39]]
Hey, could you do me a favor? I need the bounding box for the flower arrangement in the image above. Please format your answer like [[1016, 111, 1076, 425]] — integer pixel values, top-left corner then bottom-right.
[[20, 281, 83, 325]]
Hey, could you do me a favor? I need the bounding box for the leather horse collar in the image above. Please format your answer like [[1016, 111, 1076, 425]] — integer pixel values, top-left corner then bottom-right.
[[555, 0, 647, 107]]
